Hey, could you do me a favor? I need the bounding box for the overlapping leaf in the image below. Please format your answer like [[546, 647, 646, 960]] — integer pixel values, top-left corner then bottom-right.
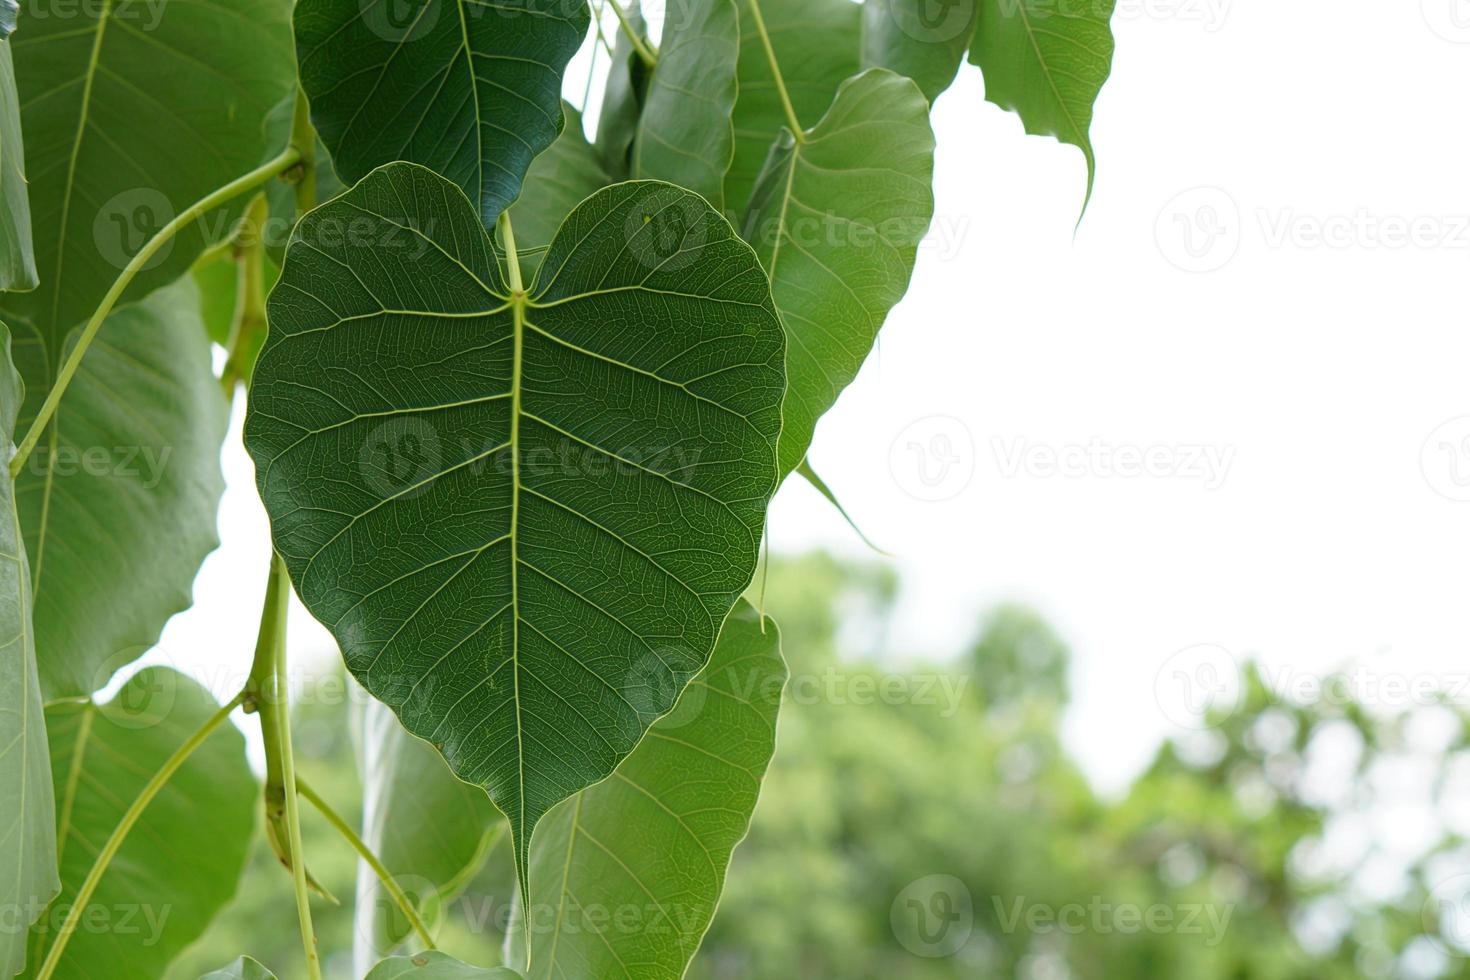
[[294, 0, 590, 226], [506, 103, 609, 280], [353, 696, 502, 967], [0, 38, 34, 292], [506, 600, 785, 979], [743, 69, 935, 476], [27, 669, 256, 980], [0, 321, 56, 980], [726, 0, 859, 214], [971, 0, 1116, 208], [10, 278, 227, 700], [367, 952, 522, 979], [200, 957, 278, 980], [594, 0, 649, 175], [862, 0, 977, 102], [244, 163, 784, 909], [631, 0, 739, 209]]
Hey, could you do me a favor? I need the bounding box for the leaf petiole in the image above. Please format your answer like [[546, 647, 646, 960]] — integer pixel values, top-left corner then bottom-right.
[[744, 0, 803, 142], [8, 145, 303, 479], [607, 0, 656, 67]]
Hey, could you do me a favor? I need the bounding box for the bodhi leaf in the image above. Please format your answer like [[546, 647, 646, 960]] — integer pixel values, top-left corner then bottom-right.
[[726, 0, 859, 215], [506, 600, 785, 979], [0, 321, 58, 980], [630, 0, 739, 209], [200, 958, 278, 980], [970, 0, 1116, 209], [742, 69, 935, 477], [353, 696, 503, 968], [27, 668, 256, 980], [506, 103, 609, 280], [861, 0, 977, 103], [10, 278, 228, 700], [244, 164, 785, 912], [0, 38, 36, 292], [294, 0, 590, 227], [366, 952, 522, 979], [1, 0, 294, 350]]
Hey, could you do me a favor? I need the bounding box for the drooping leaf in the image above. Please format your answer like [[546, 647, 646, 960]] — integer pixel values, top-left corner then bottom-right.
[[11, 278, 228, 699], [294, 0, 590, 227], [0, 320, 57, 980], [862, 0, 977, 102], [200, 957, 278, 980], [970, 0, 1116, 209], [742, 69, 935, 476], [366, 952, 522, 980], [726, 0, 859, 215], [1, 0, 294, 349], [352, 695, 503, 968], [244, 165, 784, 910], [28, 668, 256, 980], [594, 0, 650, 175], [506, 600, 785, 979], [0, 40, 36, 291], [631, 0, 739, 209], [506, 103, 609, 280]]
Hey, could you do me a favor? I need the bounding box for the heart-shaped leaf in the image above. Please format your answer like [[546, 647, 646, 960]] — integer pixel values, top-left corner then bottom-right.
[[970, 0, 1117, 209], [366, 952, 522, 979], [244, 164, 784, 908], [11, 277, 228, 700], [506, 600, 785, 979], [0, 321, 57, 980], [631, 0, 739, 209], [861, 0, 977, 102], [726, 0, 859, 214], [0, 40, 35, 292], [27, 668, 257, 980], [294, 0, 590, 226], [742, 69, 935, 476]]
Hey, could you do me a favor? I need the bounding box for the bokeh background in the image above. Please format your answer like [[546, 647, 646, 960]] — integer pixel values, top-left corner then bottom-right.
[[133, 0, 1470, 976]]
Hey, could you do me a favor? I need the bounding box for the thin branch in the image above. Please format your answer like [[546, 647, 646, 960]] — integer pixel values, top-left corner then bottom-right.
[[745, 0, 803, 142], [607, 0, 656, 67]]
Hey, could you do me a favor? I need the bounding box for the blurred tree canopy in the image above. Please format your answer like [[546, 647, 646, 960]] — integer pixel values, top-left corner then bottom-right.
[[172, 552, 1470, 980]]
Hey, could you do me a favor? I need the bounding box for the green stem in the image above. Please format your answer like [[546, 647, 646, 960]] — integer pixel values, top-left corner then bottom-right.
[[9, 145, 302, 478], [220, 193, 269, 395], [296, 777, 438, 951], [607, 0, 656, 66], [33, 692, 245, 980], [499, 211, 525, 294], [290, 87, 317, 215], [745, 0, 803, 142]]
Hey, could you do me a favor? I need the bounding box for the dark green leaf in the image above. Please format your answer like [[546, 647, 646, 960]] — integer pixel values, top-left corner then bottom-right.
[[970, 0, 1116, 209], [862, 0, 977, 102], [294, 0, 590, 227], [28, 668, 256, 980], [366, 952, 522, 979], [631, 0, 739, 209], [200, 957, 277, 980], [244, 164, 784, 909], [507, 600, 785, 979], [1, 0, 294, 350], [742, 69, 934, 476], [0, 320, 58, 980], [726, 0, 859, 215], [0, 41, 36, 291], [353, 697, 502, 963], [11, 278, 228, 699]]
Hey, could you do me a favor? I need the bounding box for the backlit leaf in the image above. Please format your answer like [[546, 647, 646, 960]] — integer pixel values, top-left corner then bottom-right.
[[244, 164, 784, 910], [862, 0, 977, 102], [366, 952, 522, 979]]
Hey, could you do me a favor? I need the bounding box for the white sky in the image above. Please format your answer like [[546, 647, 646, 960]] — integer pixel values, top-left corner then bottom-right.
[[149, 0, 1470, 795]]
